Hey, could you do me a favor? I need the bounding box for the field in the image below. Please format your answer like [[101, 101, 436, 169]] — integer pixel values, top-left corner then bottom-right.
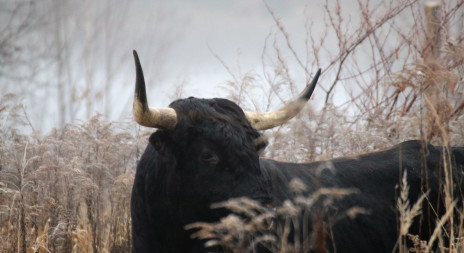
[[1, 0, 464, 252]]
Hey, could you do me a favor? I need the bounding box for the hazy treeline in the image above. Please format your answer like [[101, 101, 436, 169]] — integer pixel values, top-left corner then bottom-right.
[[0, 0, 175, 131]]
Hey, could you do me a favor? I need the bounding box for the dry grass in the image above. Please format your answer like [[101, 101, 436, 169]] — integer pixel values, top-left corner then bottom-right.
[[396, 171, 429, 252], [186, 179, 370, 253], [1, 0, 464, 252], [0, 96, 146, 252]]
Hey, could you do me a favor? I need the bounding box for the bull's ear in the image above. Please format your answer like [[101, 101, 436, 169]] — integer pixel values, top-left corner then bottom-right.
[[149, 131, 171, 154]]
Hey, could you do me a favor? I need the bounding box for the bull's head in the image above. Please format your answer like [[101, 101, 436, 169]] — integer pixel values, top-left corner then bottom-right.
[[131, 50, 320, 223], [132, 50, 320, 131]]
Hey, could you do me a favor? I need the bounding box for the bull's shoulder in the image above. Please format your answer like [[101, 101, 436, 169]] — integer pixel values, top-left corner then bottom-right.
[[453, 145, 464, 165], [334, 140, 437, 165]]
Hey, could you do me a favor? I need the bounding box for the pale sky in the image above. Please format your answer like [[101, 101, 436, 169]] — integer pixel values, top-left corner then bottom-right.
[[127, 0, 330, 102], [2, 0, 405, 132]]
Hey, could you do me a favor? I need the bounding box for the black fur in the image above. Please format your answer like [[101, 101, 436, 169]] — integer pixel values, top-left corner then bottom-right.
[[131, 97, 464, 253]]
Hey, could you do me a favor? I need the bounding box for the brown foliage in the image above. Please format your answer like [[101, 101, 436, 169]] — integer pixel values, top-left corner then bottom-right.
[[0, 97, 147, 252]]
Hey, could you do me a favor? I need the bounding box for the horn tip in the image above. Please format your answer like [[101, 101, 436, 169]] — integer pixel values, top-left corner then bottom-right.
[[133, 50, 140, 62], [315, 68, 321, 79], [299, 68, 321, 101]]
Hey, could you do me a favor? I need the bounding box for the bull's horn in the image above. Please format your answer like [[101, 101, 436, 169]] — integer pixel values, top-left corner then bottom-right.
[[245, 69, 321, 130], [133, 50, 177, 129]]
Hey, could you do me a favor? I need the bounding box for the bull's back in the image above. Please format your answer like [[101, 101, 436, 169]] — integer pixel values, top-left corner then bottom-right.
[[260, 140, 464, 253]]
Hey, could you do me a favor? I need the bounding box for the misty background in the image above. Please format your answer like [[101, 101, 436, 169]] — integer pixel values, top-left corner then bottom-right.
[[1, 0, 402, 133], [2, 1, 464, 252]]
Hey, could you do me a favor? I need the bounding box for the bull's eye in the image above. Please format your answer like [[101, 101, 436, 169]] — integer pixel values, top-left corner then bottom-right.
[[201, 152, 213, 160], [199, 151, 219, 164]]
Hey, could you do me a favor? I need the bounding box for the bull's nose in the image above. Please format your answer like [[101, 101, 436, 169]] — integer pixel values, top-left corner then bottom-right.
[[258, 199, 276, 214], [262, 206, 276, 230], [255, 196, 272, 205], [263, 206, 276, 214]]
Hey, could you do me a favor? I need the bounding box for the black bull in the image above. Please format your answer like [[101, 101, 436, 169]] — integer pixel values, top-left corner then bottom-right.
[[130, 51, 464, 252]]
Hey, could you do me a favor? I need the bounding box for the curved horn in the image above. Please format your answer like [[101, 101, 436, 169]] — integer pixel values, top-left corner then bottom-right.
[[133, 50, 177, 129], [245, 68, 321, 130]]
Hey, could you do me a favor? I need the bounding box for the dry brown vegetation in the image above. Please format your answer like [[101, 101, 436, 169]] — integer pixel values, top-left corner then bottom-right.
[[0, 97, 149, 252], [1, 0, 464, 252]]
